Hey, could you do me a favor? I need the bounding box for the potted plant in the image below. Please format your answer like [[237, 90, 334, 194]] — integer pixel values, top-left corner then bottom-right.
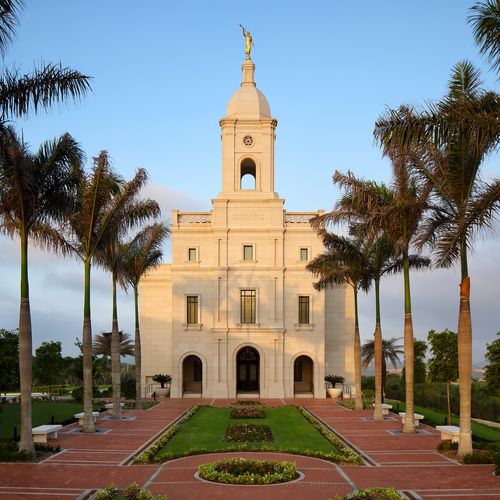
[[324, 374, 345, 398], [152, 374, 172, 398]]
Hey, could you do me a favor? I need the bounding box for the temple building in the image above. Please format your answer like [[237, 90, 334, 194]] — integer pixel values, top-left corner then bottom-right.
[[139, 51, 355, 398]]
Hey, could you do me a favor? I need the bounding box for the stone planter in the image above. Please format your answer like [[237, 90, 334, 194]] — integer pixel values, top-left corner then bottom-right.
[[154, 387, 170, 398], [326, 386, 342, 398]]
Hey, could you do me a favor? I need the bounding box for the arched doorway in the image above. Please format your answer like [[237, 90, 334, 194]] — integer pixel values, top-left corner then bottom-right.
[[294, 355, 313, 397], [182, 355, 202, 397], [236, 346, 259, 393]]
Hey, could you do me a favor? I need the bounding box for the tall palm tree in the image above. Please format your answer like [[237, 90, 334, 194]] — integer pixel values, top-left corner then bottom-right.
[[468, 0, 500, 74], [0, 128, 82, 453], [63, 155, 160, 431], [361, 337, 404, 398], [320, 165, 430, 433], [0, 1, 91, 121], [122, 222, 169, 409], [374, 62, 500, 455], [307, 231, 372, 411], [93, 331, 134, 357]]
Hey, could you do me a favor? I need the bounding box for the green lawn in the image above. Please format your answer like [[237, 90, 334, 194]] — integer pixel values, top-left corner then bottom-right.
[[0, 402, 103, 440], [388, 400, 500, 442], [159, 406, 340, 457]]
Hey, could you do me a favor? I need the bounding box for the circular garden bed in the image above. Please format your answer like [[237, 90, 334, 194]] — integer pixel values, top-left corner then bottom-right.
[[198, 457, 297, 484]]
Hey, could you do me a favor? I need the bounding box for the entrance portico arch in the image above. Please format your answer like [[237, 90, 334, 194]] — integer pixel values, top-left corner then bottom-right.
[[236, 346, 260, 394]]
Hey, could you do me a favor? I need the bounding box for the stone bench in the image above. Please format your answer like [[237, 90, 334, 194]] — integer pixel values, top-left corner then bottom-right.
[[104, 402, 124, 414], [399, 412, 425, 426], [32, 424, 62, 443], [372, 403, 393, 415], [436, 425, 460, 443], [74, 411, 100, 426]]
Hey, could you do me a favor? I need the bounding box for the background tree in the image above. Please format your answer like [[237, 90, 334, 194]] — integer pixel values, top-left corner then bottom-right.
[[484, 332, 500, 397], [122, 222, 168, 409], [400, 339, 427, 388], [93, 331, 134, 357], [0, 129, 83, 453], [33, 341, 63, 397], [361, 337, 403, 400], [468, 0, 500, 73], [0, 328, 19, 393], [375, 62, 500, 455], [427, 329, 459, 425]]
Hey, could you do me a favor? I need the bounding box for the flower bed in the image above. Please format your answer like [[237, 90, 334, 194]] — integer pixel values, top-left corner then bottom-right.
[[198, 458, 296, 484], [92, 482, 166, 499], [225, 423, 273, 442], [230, 400, 264, 406], [230, 408, 265, 419], [332, 487, 405, 499]]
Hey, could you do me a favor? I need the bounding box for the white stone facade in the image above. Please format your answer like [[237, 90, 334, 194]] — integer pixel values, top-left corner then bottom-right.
[[139, 57, 355, 398]]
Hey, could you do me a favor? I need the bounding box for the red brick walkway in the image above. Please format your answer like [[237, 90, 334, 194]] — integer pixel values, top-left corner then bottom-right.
[[0, 399, 498, 499]]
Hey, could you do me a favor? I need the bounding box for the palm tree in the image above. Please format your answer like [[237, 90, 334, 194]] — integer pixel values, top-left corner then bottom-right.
[[468, 0, 500, 73], [319, 165, 430, 433], [0, 1, 91, 121], [122, 222, 169, 409], [374, 62, 500, 455], [0, 128, 82, 453], [63, 155, 160, 431], [93, 331, 134, 357], [361, 337, 404, 398], [307, 231, 371, 411]]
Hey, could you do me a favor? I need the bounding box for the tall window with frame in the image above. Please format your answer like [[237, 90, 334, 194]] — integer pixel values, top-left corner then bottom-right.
[[188, 247, 197, 262], [298, 296, 310, 324], [240, 289, 256, 324], [243, 245, 254, 261], [300, 247, 309, 261], [186, 295, 198, 324]]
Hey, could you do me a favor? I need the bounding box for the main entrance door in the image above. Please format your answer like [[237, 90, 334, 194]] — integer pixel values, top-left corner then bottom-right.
[[236, 347, 259, 392]]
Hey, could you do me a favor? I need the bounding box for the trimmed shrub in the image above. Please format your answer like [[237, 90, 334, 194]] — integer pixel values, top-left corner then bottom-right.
[[198, 458, 296, 485], [229, 408, 265, 419], [92, 482, 166, 499]]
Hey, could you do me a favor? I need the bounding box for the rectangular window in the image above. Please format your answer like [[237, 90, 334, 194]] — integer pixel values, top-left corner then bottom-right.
[[188, 247, 197, 262], [300, 248, 309, 261], [187, 296, 198, 324], [240, 289, 256, 324], [243, 245, 254, 261], [298, 296, 310, 324]]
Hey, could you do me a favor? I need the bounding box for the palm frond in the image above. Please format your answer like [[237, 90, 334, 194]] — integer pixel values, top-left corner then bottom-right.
[[0, 63, 92, 119], [0, 0, 23, 56], [468, 0, 500, 73]]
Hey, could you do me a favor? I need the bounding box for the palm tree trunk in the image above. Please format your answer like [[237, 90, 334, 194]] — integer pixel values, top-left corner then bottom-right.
[[18, 234, 34, 454], [402, 253, 416, 434], [457, 255, 473, 457], [134, 285, 142, 410], [373, 278, 384, 420], [353, 285, 363, 410], [82, 259, 95, 433], [382, 357, 387, 404], [111, 271, 122, 419], [447, 380, 451, 426]]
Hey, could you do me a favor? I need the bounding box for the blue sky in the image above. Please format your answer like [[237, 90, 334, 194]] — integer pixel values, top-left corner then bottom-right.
[[0, 1, 498, 365]]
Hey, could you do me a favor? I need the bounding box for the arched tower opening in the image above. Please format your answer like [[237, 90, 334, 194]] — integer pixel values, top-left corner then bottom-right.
[[240, 158, 256, 189]]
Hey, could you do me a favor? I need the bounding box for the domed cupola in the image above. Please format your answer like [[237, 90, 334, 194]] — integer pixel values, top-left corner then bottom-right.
[[225, 60, 271, 120]]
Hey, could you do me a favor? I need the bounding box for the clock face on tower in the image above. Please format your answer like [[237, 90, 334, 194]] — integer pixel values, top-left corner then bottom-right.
[[243, 135, 254, 147]]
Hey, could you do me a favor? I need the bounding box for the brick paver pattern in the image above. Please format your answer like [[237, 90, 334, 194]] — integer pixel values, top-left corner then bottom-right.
[[0, 398, 498, 499]]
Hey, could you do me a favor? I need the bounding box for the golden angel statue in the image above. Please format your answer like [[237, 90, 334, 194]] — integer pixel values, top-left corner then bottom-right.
[[240, 25, 254, 59]]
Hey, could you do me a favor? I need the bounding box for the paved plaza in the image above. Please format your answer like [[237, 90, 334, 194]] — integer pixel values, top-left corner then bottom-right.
[[0, 399, 498, 499]]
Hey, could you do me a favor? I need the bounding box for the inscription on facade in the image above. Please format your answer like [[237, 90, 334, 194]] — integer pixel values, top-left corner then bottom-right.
[[229, 209, 266, 225]]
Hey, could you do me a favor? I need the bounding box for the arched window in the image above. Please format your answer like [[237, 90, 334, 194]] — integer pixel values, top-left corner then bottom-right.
[[240, 158, 256, 189]]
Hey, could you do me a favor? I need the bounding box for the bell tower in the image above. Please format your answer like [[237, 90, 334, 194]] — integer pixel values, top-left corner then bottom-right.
[[218, 58, 278, 200]]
